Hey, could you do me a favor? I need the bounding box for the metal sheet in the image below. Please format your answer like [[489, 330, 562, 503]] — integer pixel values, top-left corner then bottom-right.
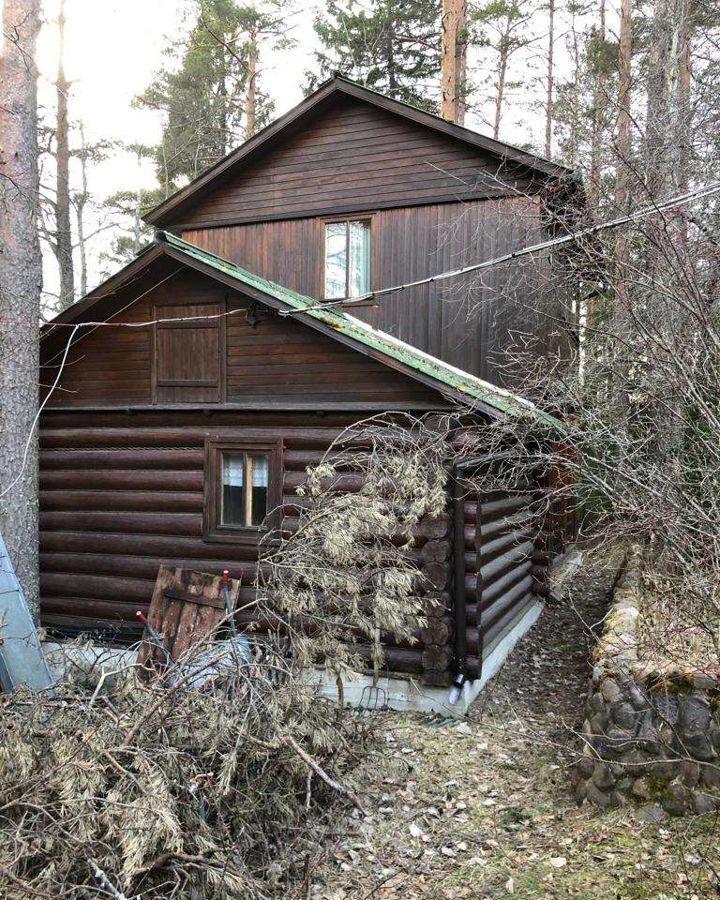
[[0, 533, 54, 692]]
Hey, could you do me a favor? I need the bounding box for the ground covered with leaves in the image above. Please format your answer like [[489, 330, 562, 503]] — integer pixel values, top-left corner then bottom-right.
[[315, 550, 720, 899]]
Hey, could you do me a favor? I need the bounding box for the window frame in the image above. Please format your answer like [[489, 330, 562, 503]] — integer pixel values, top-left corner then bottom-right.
[[203, 438, 283, 544], [320, 214, 374, 303]]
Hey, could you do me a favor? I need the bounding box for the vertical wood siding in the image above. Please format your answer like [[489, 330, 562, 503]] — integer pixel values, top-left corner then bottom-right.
[[182, 196, 559, 385]]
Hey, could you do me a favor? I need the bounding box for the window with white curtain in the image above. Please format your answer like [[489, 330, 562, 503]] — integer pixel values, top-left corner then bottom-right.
[[204, 439, 281, 543], [324, 219, 370, 299], [221, 451, 269, 527]]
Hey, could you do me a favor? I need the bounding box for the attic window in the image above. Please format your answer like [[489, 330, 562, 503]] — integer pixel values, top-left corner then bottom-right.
[[203, 439, 282, 544], [324, 219, 370, 300]]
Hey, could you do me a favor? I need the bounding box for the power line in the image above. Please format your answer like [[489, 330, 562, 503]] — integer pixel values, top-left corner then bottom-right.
[[278, 180, 720, 318], [0, 324, 80, 502]]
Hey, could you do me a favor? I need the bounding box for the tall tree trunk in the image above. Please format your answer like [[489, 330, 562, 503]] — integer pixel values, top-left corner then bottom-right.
[[245, 25, 258, 138], [493, 26, 510, 139], [566, 4, 582, 167], [645, 0, 671, 201], [75, 123, 88, 298], [55, 0, 75, 309], [545, 0, 555, 158], [386, 0, 397, 98], [0, 0, 43, 618], [440, 0, 468, 124], [614, 0, 633, 309], [673, 0, 692, 197], [589, 0, 607, 210]]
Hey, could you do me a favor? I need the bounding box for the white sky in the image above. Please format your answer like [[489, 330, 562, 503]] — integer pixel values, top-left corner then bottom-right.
[[30, 0, 607, 306], [34, 0, 319, 302]]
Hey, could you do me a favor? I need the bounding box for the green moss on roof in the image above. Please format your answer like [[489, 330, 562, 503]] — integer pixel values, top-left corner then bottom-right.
[[158, 231, 562, 428]]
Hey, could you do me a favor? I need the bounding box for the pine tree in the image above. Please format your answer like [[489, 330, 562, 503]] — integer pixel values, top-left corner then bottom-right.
[[54, 0, 74, 309], [101, 145, 164, 273], [470, 0, 538, 139], [309, 0, 442, 112], [136, 0, 289, 191], [441, 0, 469, 123], [0, 0, 43, 617], [552, 1, 618, 207]]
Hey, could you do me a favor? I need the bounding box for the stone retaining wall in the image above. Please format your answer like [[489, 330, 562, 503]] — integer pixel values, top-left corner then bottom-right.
[[574, 547, 720, 820]]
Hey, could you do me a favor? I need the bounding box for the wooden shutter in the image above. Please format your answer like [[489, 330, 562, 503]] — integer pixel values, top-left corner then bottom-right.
[[153, 302, 225, 403]]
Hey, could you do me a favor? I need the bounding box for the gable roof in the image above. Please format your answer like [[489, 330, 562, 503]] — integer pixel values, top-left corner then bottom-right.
[[145, 75, 576, 229], [43, 232, 562, 428]]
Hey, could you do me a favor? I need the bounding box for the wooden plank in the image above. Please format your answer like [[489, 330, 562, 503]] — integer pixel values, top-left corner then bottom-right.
[[137, 566, 241, 669]]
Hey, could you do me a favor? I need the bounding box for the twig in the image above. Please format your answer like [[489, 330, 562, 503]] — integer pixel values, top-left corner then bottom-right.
[[245, 732, 365, 813], [133, 850, 213, 878], [0, 865, 58, 900], [90, 861, 128, 900]]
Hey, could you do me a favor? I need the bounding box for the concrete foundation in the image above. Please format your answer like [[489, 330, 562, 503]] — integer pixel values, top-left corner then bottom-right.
[[306, 598, 545, 717]]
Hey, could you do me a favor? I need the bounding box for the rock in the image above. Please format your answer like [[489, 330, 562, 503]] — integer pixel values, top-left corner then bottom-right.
[[682, 732, 716, 762], [589, 692, 606, 715], [575, 779, 588, 804], [700, 763, 720, 789], [658, 725, 678, 753], [589, 712, 609, 735], [606, 727, 634, 749], [632, 777, 652, 800], [692, 674, 716, 691], [609, 791, 628, 808], [634, 803, 666, 824], [575, 755, 595, 779], [592, 763, 616, 790], [613, 702, 639, 730], [585, 781, 611, 808], [691, 791, 718, 815], [653, 692, 679, 726], [680, 695, 712, 732], [624, 748, 652, 769], [678, 759, 700, 788], [601, 678, 622, 704], [709, 728, 720, 754], [637, 715, 661, 754], [629, 683, 649, 710], [661, 783, 687, 817]]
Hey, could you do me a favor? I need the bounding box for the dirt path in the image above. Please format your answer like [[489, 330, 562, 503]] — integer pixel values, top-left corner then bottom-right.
[[313, 549, 720, 899]]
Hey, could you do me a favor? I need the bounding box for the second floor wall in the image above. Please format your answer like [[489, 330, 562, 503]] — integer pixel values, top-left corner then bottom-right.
[[179, 194, 562, 387]]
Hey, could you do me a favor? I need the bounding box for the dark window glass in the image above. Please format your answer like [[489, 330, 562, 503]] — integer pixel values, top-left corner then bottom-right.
[[221, 452, 269, 528]]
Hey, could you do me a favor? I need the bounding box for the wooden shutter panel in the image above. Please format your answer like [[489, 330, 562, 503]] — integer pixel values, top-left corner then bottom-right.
[[153, 302, 225, 403]]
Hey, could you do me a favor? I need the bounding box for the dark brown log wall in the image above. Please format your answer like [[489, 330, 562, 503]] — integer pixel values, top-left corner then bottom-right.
[[465, 486, 546, 678], [38, 410, 455, 683], [169, 97, 537, 229], [41, 266, 441, 409], [183, 196, 558, 385]]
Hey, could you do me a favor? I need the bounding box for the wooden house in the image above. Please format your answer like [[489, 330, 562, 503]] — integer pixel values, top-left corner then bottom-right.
[[39, 77, 577, 707]]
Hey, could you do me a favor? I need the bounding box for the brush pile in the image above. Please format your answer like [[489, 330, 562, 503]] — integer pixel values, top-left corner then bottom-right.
[[0, 639, 371, 899]]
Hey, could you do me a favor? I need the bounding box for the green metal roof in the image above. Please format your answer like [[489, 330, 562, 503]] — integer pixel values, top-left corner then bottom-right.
[[158, 231, 562, 427]]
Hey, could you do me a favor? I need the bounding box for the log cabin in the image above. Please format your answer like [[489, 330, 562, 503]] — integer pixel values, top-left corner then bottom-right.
[[39, 77, 578, 710]]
